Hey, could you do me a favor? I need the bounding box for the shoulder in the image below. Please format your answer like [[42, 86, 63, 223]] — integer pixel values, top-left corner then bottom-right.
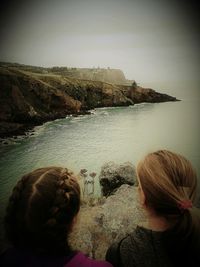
[[107, 226, 157, 267], [105, 227, 149, 267], [65, 252, 113, 267], [120, 226, 153, 253]]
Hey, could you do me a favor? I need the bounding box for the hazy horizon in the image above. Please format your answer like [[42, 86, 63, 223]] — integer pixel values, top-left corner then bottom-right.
[[0, 0, 199, 83]]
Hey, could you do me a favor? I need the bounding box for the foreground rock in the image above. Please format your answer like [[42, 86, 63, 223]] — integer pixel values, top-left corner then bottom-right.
[[69, 185, 146, 259], [99, 161, 137, 196]]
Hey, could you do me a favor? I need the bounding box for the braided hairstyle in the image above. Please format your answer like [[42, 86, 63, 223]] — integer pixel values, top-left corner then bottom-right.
[[4, 167, 80, 255]]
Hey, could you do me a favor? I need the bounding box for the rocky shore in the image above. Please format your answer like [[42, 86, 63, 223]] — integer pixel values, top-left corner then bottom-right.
[[0, 63, 179, 139]]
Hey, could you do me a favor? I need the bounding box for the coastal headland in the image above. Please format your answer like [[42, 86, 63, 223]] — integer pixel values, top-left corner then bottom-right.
[[0, 62, 179, 138]]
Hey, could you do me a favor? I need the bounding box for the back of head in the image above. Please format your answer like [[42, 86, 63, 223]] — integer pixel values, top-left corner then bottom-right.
[[137, 150, 200, 264], [4, 167, 80, 255]]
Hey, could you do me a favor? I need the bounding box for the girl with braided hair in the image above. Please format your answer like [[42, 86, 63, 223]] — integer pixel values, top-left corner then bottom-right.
[[106, 150, 200, 267], [0, 166, 112, 267]]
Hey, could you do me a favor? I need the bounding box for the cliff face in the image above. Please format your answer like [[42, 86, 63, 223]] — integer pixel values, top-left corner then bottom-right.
[[36, 74, 133, 109], [0, 68, 81, 123], [0, 65, 178, 138]]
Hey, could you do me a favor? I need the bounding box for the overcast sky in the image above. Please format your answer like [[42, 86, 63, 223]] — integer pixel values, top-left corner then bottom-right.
[[0, 0, 199, 83]]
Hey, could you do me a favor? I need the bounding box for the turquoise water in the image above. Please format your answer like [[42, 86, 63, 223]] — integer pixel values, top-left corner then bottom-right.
[[0, 81, 200, 217]]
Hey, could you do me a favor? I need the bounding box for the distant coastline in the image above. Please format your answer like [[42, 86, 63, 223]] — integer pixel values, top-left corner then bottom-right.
[[0, 62, 179, 139]]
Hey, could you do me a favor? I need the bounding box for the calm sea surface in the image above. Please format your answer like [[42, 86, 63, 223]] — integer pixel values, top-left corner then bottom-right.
[[0, 80, 200, 217]]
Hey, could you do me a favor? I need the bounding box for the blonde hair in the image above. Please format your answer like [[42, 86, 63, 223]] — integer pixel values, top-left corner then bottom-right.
[[137, 150, 197, 215], [137, 150, 200, 262]]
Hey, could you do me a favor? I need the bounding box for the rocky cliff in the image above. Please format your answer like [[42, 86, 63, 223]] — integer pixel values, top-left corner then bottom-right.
[[0, 64, 179, 138]]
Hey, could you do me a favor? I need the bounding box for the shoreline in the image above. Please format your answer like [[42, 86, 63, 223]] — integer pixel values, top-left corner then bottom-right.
[[0, 99, 179, 143], [0, 100, 180, 145], [0, 102, 162, 145], [0, 110, 92, 143], [1, 104, 137, 143]]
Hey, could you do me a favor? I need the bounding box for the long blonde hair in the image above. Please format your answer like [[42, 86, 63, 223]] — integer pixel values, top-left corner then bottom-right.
[[137, 150, 197, 215], [137, 150, 200, 263]]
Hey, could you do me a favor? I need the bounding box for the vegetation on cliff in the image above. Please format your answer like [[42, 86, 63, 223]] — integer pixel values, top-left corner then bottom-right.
[[0, 62, 128, 85]]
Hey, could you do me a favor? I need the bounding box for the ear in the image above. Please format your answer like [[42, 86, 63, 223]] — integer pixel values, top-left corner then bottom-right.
[[69, 214, 78, 232], [138, 184, 146, 206]]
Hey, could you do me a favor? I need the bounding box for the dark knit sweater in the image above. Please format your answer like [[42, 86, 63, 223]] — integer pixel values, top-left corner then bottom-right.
[[106, 226, 200, 267]]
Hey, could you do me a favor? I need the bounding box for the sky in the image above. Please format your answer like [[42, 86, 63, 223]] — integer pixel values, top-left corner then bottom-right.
[[0, 0, 199, 83]]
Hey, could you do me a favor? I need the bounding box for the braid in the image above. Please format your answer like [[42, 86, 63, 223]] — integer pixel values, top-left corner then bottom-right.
[[44, 168, 80, 229], [36, 168, 81, 254], [4, 167, 81, 255]]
